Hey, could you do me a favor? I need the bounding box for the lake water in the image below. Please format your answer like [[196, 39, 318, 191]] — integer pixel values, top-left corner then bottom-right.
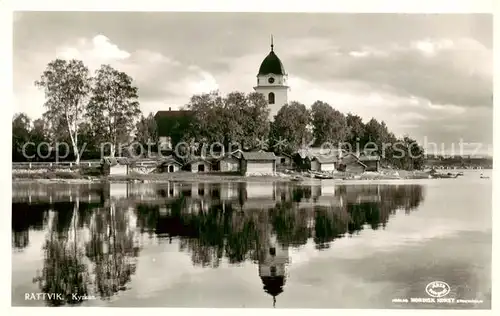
[[11, 170, 492, 308]]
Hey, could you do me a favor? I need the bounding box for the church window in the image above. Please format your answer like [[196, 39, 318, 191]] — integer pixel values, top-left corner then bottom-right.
[[268, 92, 275, 104]]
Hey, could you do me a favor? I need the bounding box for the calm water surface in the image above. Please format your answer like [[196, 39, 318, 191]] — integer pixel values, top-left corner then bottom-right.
[[11, 170, 492, 308]]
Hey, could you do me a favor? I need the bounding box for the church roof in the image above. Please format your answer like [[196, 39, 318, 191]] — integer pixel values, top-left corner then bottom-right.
[[261, 275, 286, 297], [258, 51, 286, 76], [258, 37, 286, 76]]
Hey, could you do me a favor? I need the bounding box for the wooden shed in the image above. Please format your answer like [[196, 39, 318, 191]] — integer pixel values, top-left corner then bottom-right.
[[187, 158, 212, 173], [241, 151, 277, 176], [359, 154, 380, 172], [275, 153, 294, 170], [216, 153, 241, 172], [101, 157, 130, 176], [337, 153, 367, 173], [159, 157, 183, 173], [310, 155, 338, 173]]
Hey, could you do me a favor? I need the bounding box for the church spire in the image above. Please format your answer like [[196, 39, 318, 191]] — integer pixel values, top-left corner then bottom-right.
[[271, 34, 274, 52]]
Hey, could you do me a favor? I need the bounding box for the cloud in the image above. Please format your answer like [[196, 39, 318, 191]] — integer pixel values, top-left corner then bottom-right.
[[288, 37, 492, 108], [56, 34, 131, 63], [15, 34, 220, 116]]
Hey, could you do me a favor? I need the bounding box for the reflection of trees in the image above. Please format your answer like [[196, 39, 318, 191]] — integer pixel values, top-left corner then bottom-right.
[[313, 207, 347, 250], [270, 201, 310, 247], [12, 203, 48, 249], [33, 203, 90, 306], [135, 184, 425, 265], [32, 199, 139, 306], [85, 203, 140, 299]]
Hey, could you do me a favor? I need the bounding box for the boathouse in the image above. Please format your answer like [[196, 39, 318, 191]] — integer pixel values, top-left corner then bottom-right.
[[186, 157, 212, 173], [310, 155, 337, 173], [294, 147, 344, 171], [359, 154, 380, 172], [241, 151, 277, 176], [159, 157, 183, 173], [101, 157, 130, 176], [275, 153, 294, 170], [337, 153, 367, 173], [216, 153, 241, 172]]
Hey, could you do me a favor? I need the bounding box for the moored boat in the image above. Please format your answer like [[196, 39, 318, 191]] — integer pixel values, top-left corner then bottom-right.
[[431, 172, 459, 179]]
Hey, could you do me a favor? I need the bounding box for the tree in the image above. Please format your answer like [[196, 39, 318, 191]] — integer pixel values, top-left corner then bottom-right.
[[224, 91, 270, 149], [362, 118, 393, 156], [186, 91, 270, 151], [310, 101, 348, 147], [185, 90, 225, 145], [86, 64, 141, 157], [270, 101, 312, 153], [12, 113, 32, 161], [35, 59, 91, 164], [135, 112, 158, 154], [31, 118, 49, 144], [392, 136, 425, 170], [346, 113, 365, 150]]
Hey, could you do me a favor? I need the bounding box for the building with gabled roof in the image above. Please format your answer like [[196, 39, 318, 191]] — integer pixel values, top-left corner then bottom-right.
[[241, 151, 277, 176]]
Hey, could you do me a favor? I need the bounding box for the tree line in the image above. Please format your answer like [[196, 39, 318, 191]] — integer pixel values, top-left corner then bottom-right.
[[12, 58, 425, 170], [179, 91, 425, 169]]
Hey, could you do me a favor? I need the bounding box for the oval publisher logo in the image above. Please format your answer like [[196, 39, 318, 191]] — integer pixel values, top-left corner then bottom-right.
[[425, 281, 451, 298]]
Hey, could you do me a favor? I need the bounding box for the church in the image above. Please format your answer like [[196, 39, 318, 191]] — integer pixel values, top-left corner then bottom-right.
[[253, 36, 289, 118], [155, 36, 289, 147]]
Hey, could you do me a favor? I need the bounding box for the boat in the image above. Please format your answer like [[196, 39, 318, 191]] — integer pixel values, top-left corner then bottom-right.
[[290, 176, 303, 182], [314, 174, 333, 179], [312, 172, 333, 179], [431, 172, 459, 179]]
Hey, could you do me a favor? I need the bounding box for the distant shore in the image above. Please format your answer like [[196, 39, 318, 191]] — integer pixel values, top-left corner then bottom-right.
[[10, 168, 459, 184]]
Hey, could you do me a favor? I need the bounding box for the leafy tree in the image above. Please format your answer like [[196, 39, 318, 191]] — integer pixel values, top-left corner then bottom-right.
[[135, 112, 158, 154], [310, 101, 348, 146], [270, 101, 311, 153], [392, 136, 425, 170], [345, 113, 365, 150], [185, 90, 225, 144], [362, 118, 392, 155], [12, 113, 32, 160], [186, 91, 270, 151], [223, 91, 270, 149], [31, 118, 49, 144], [86, 64, 141, 157], [35, 59, 92, 164]]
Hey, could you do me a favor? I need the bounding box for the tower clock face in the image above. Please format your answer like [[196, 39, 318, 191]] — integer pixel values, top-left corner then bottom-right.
[[268, 77, 275, 84]]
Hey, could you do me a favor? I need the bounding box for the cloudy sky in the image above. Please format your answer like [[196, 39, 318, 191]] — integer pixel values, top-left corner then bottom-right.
[[13, 12, 492, 154]]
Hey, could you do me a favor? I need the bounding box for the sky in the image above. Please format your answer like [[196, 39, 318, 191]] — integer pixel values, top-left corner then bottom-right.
[[13, 12, 493, 155]]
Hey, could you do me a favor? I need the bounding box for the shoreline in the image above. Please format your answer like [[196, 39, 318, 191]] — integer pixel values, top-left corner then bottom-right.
[[11, 168, 485, 185], [10, 170, 453, 184]]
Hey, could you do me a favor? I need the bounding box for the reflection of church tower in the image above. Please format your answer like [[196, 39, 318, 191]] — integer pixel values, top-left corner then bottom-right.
[[254, 35, 289, 120], [258, 232, 290, 308]]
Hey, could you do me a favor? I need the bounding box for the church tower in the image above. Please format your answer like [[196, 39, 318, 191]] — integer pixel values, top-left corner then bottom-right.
[[254, 36, 289, 120]]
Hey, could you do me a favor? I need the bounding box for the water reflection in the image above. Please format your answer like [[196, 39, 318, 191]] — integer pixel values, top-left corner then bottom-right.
[[12, 181, 424, 306]]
